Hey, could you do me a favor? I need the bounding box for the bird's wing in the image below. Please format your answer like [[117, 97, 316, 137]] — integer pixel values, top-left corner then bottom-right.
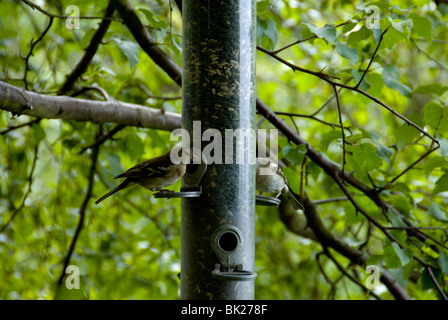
[[114, 153, 171, 180]]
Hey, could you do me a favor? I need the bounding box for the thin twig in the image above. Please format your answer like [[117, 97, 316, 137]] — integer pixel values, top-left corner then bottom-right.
[[332, 84, 347, 176], [273, 21, 354, 54], [22, 17, 54, 90], [0, 144, 39, 232], [426, 267, 448, 300], [410, 38, 448, 72], [274, 111, 351, 130], [325, 248, 382, 300], [80, 124, 125, 154], [71, 86, 111, 101], [387, 146, 439, 186], [313, 197, 348, 205], [0, 118, 41, 135], [59, 1, 115, 94], [21, 0, 121, 21], [256, 46, 439, 146], [56, 142, 100, 286], [355, 26, 390, 89], [316, 252, 337, 297]]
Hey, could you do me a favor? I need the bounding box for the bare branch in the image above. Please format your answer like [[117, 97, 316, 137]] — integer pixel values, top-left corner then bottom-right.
[[59, 2, 116, 94], [0, 81, 181, 132]]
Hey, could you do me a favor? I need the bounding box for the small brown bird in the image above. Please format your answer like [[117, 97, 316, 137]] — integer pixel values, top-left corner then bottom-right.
[[256, 157, 304, 211], [95, 148, 192, 204]]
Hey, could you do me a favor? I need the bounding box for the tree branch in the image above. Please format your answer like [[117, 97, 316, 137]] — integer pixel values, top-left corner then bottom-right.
[[59, 1, 115, 94], [0, 81, 181, 131], [111, 0, 182, 86]]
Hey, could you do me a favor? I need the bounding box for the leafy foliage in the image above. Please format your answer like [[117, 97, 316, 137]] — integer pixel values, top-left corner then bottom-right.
[[1, 0, 448, 300]]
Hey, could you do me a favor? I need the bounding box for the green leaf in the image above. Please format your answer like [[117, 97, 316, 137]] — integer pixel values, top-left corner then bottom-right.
[[265, 19, 278, 50], [438, 135, 448, 158], [342, 22, 358, 34], [424, 156, 448, 179], [410, 13, 433, 42], [257, 18, 278, 50], [421, 268, 443, 291], [104, 152, 124, 175], [345, 203, 364, 226], [433, 173, 448, 195], [392, 195, 412, 217], [321, 130, 342, 151], [138, 8, 168, 28], [381, 26, 407, 49], [30, 123, 46, 145], [115, 39, 140, 69], [424, 102, 443, 128], [413, 84, 448, 96], [384, 243, 402, 268], [351, 143, 383, 172], [347, 25, 372, 47], [391, 242, 413, 267], [124, 134, 144, 160], [281, 166, 301, 193], [387, 208, 407, 228], [307, 161, 322, 182], [282, 144, 307, 166], [335, 41, 359, 64], [257, 0, 270, 13], [395, 114, 424, 149], [439, 251, 448, 276], [304, 23, 337, 43], [382, 65, 412, 96], [365, 130, 394, 165], [427, 202, 448, 222]]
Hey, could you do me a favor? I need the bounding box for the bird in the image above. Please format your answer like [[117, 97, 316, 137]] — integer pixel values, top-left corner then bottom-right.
[[95, 148, 194, 204], [255, 157, 305, 211]]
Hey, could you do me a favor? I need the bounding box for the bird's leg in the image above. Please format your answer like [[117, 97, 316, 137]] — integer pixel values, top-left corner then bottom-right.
[[275, 191, 281, 198]]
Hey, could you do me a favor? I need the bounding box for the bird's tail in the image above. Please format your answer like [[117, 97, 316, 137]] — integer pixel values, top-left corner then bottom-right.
[[281, 187, 305, 211], [95, 179, 130, 205]]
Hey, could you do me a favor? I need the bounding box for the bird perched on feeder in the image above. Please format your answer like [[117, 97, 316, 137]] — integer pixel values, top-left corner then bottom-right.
[[255, 157, 304, 211], [95, 148, 194, 204]]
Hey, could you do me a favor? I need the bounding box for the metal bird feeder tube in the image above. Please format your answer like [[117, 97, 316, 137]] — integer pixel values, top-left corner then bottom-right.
[[181, 0, 256, 299]]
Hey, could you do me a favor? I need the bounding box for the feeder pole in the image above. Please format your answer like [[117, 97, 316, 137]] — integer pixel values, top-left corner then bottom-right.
[[181, 0, 257, 300]]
